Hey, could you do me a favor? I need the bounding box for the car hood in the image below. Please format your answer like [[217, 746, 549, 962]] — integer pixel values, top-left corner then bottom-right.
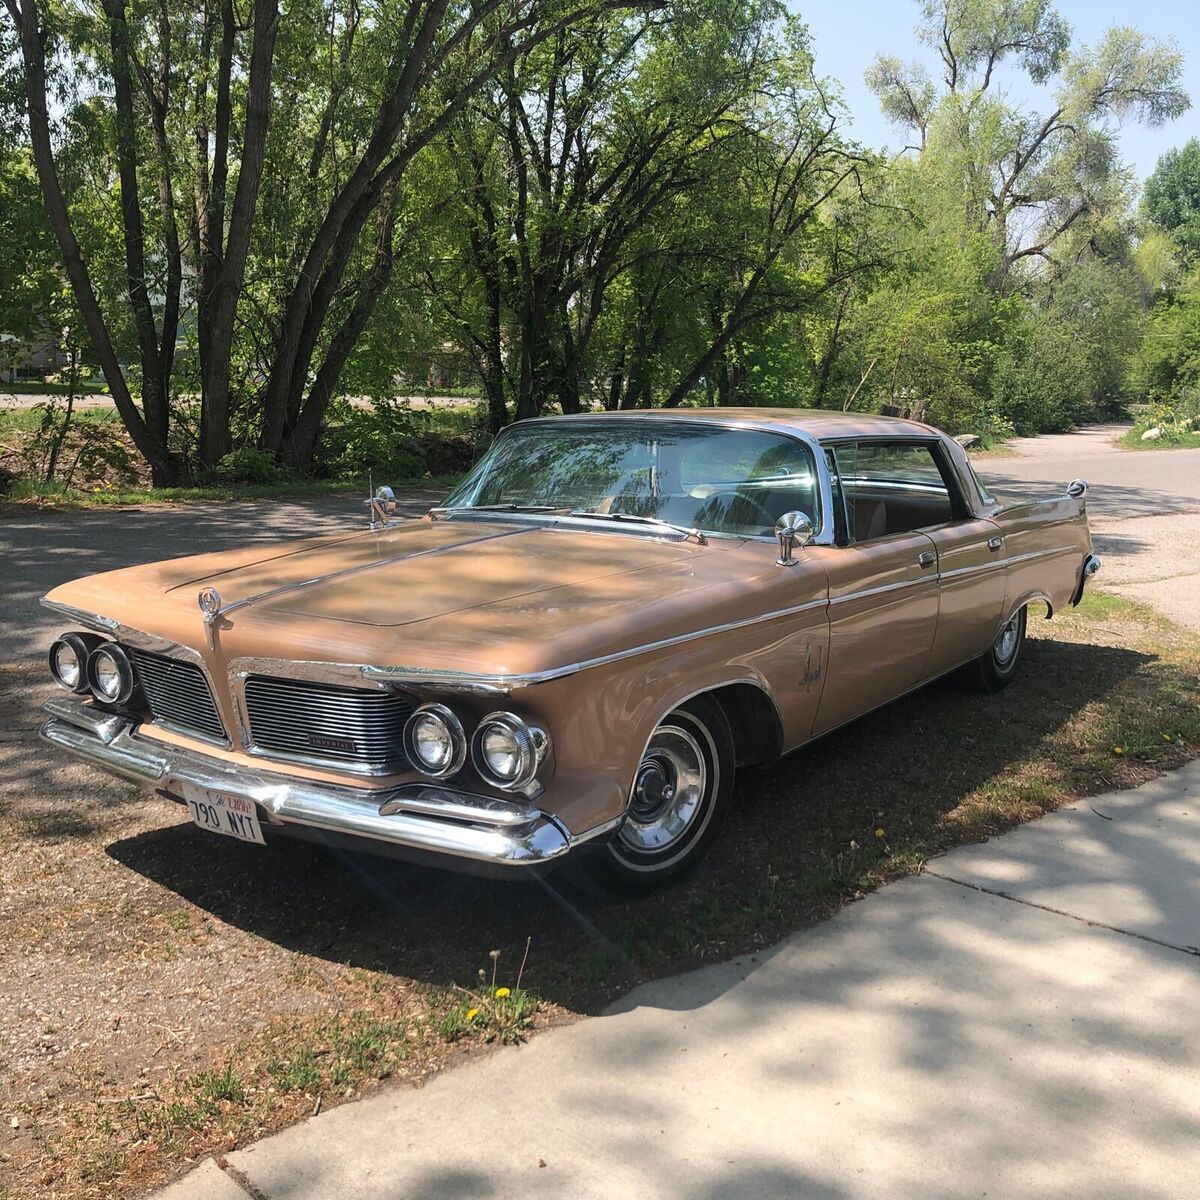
[[45, 517, 785, 676]]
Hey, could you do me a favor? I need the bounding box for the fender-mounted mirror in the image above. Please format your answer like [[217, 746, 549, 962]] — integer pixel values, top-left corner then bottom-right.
[[775, 510, 814, 566]]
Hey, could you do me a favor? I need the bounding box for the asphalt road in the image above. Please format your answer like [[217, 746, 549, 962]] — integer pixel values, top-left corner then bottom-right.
[[978, 423, 1200, 629]]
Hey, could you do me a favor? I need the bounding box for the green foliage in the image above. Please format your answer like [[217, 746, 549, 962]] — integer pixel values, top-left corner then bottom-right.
[[211, 447, 286, 486], [0, 0, 1194, 484], [1144, 139, 1200, 258]]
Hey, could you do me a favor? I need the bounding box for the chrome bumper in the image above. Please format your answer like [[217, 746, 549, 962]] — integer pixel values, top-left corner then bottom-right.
[[40, 699, 578, 867], [1071, 552, 1102, 605]]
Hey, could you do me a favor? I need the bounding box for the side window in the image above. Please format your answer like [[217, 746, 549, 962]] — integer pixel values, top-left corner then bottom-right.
[[832, 442, 959, 543]]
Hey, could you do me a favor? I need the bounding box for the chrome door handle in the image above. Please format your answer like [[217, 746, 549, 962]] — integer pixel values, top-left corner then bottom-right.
[[987, 537, 1002, 552], [917, 551, 936, 568]]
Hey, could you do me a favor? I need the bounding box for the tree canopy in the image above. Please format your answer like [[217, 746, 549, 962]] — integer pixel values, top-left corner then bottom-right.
[[0, 0, 1193, 483]]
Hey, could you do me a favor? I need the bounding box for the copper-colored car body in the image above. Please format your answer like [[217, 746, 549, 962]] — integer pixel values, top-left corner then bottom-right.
[[39, 409, 1099, 884]]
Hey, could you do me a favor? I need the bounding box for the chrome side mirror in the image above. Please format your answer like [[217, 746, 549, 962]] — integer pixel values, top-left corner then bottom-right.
[[366, 485, 397, 529], [1066, 479, 1088, 499], [775, 511, 814, 566]]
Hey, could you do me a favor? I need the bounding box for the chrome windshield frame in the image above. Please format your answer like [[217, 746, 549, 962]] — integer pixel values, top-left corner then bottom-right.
[[439, 415, 835, 546]]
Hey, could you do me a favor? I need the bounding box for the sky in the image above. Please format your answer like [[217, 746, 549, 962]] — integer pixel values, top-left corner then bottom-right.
[[798, 0, 1199, 181]]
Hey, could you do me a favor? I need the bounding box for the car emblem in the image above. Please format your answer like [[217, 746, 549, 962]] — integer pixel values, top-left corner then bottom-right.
[[198, 587, 222, 618], [309, 733, 356, 756]]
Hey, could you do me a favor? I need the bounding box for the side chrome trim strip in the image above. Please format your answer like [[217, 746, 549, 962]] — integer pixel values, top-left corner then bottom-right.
[[40, 599, 120, 633], [361, 595, 831, 690], [829, 575, 934, 606]]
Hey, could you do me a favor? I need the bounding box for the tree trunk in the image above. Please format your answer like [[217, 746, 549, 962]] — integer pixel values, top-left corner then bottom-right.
[[10, 0, 178, 483], [198, 0, 280, 468]]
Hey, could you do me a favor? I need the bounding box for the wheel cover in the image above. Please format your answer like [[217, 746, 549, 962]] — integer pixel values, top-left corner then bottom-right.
[[619, 724, 707, 854], [993, 613, 1021, 665]]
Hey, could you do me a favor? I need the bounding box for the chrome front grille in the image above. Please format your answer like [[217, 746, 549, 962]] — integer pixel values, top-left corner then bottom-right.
[[128, 649, 227, 743], [243, 676, 414, 772]]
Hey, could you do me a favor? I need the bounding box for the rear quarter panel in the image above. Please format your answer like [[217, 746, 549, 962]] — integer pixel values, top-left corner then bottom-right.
[[993, 497, 1092, 619]]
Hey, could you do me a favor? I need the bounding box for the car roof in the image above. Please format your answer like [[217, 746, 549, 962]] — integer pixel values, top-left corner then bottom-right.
[[542, 407, 943, 441]]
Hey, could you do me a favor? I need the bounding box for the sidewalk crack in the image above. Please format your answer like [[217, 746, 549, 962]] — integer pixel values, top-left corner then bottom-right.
[[924, 870, 1200, 958], [215, 1156, 269, 1200]]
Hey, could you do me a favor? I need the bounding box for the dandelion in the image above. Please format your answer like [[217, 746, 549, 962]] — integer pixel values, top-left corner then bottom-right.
[[1113, 746, 1124, 755], [466, 1008, 479, 1021], [494, 987, 511, 998], [874, 828, 886, 839], [1162, 733, 1173, 742]]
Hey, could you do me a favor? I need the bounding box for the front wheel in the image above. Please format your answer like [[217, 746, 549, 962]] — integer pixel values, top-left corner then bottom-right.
[[956, 605, 1027, 693], [575, 695, 734, 897]]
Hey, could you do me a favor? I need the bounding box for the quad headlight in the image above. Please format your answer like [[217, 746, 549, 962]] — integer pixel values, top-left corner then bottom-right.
[[471, 711, 549, 792], [403, 703, 467, 778], [85, 643, 138, 705], [48, 633, 102, 694]]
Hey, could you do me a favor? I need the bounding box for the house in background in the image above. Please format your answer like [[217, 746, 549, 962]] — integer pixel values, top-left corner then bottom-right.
[[0, 331, 68, 384]]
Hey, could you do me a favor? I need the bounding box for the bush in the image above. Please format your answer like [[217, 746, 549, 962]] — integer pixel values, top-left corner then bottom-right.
[[1128, 389, 1200, 444], [316, 399, 481, 481], [211, 446, 285, 485]]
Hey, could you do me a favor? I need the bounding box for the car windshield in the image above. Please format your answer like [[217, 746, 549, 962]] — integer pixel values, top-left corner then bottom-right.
[[444, 420, 821, 538]]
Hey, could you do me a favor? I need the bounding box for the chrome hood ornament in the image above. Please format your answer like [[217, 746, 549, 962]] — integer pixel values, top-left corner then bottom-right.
[[198, 586, 222, 648]]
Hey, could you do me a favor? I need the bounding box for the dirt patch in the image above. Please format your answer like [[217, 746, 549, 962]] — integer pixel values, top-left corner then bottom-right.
[[1, 591, 1198, 1199]]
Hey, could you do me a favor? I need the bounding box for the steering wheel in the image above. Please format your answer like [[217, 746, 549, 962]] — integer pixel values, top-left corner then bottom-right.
[[692, 485, 778, 533]]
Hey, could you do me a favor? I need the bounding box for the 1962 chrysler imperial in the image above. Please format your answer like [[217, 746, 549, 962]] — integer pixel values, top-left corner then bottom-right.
[[40, 409, 1099, 893]]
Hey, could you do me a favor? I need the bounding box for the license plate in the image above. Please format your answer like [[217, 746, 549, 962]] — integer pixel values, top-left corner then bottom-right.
[[181, 782, 265, 845]]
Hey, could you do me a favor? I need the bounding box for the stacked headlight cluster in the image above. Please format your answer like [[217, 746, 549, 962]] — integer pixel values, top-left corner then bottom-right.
[[402, 703, 549, 793], [49, 633, 142, 707]]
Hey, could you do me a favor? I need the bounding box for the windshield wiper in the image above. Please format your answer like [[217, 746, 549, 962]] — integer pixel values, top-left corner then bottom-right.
[[569, 509, 707, 545], [430, 503, 566, 516]]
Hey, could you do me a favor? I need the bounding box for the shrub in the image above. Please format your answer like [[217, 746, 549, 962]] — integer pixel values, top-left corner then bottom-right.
[[211, 446, 285, 485]]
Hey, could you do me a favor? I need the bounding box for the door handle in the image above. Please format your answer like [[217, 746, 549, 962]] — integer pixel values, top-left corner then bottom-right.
[[987, 537, 1002, 552], [918, 551, 936, 568]]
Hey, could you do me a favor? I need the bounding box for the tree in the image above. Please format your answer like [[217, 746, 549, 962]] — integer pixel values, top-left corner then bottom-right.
[[2, 0, 643, 479], [1143, 139, 1200, 259], [867, 4, 1189, 286]]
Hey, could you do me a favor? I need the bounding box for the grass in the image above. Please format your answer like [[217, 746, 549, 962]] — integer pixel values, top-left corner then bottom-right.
[[1119, 426, 1200, 450], [1, 586, 1197, 1199], [0, 379, 109, 396]]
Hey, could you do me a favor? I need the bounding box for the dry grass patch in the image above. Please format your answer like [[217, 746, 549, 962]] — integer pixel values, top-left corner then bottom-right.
[[1, 588, 1197, 1198]]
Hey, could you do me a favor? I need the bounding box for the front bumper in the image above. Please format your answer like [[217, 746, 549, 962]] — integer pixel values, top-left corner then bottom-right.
[[40, 698, 583, 867]]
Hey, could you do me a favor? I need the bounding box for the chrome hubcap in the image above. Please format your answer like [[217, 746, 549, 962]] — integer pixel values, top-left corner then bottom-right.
[[620, 724, 707, 853], [994, 614, 1020, 664]]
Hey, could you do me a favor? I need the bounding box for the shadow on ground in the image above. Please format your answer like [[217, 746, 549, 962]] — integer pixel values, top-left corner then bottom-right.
[[91, 634, 1158, 1013]]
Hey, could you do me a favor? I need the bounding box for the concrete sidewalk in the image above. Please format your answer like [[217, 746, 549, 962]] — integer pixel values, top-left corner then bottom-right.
[[160, 763, 1200, 1200]]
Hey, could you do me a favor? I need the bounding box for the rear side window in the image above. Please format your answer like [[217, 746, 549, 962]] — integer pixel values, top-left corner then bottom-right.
[[831, 442, 959, 542]]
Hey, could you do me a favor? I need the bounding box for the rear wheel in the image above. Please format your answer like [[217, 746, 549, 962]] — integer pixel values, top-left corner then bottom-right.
[[956, 605, 1027, 693], [575, 695, 734, 897]]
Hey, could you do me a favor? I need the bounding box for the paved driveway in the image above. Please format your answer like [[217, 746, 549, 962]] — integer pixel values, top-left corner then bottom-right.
[[978, 424, 1200, 629]]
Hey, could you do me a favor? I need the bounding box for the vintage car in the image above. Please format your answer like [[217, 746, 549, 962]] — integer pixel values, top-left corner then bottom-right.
[[40, 409, 1099, 893]]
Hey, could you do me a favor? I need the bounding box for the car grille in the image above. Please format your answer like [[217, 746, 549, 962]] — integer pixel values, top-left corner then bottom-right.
[[243, 675, 414, 771], [128, 649, 227, 743]]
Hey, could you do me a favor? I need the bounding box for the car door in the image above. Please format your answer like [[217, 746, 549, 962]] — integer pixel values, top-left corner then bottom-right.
[[920, 516, 1007, 679], [806, 442, 941, 735]]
